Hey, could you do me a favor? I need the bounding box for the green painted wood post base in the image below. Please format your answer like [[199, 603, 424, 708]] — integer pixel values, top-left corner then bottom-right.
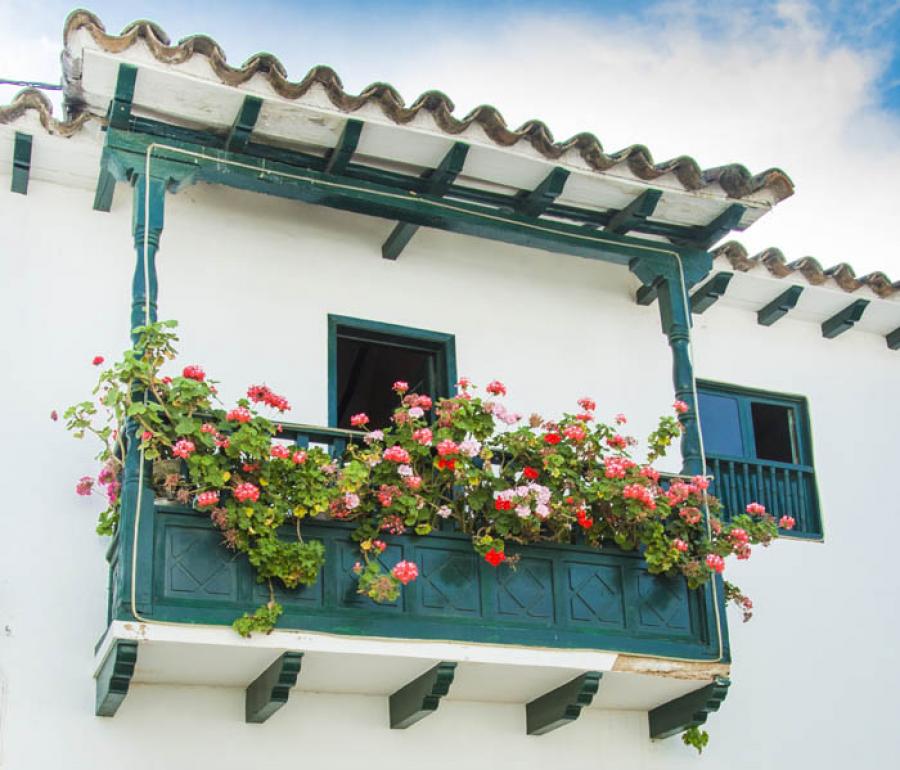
[[389, 662, 457, 729], [245, 652, 304, 723], [525, 671, 602, 735], [95, 640, 138, 717], [648, 676, 731, 740]]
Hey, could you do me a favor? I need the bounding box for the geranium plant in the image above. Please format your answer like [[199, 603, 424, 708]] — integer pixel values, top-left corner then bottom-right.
[[66, 321, 791, 748]]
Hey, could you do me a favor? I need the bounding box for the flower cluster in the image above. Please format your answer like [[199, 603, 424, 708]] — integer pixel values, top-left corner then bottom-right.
[[66, 321, 786, 653]]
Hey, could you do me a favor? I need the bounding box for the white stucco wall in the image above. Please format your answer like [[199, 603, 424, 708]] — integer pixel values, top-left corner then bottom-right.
[[1, 170, 899, 769]]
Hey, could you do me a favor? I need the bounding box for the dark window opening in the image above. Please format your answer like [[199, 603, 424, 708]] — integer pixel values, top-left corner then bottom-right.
[[331, 318, 455, 431], [750, 402, 796, 464]]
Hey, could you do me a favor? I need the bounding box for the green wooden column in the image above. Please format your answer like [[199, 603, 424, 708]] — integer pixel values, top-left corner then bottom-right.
[[114, 176, 166, 620]]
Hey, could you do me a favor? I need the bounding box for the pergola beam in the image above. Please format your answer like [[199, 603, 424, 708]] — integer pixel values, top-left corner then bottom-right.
[[526, 671, 602, 736], [606, 189, 662, 235], [11, 131, 32, 195], [389, 662, 457, 729], [675, 204, 745, 250], [887, 326, 900, 350], [649, 677, 730, 740], [245, 652, 303, 723], [225, 95, 263, 153], [382, 142, 469, 260], [515, 167, 570, 217], [107, 63, 137, 130], [690, 271, 733, 313], [324, 119, 363, 176]]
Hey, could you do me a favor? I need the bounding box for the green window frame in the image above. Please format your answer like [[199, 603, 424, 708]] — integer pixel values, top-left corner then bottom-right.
[[697, 381, 823, 538], [327, 315, 457, 429]]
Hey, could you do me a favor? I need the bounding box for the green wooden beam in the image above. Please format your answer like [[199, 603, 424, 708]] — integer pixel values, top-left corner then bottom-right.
[[11, 131, 32, 195], [675, 204, 745, 250], [382, 142, 469, 260], [606, 189, 662, 235], [757, 285, 803, 326], [887, 326, 900, 350], [649, 677, 730, 740], [515, 166, 570, 217], [93, 153, 116, 211], [95, 639, 138, 717], [389, 662, 457, 729], [107, 63, 137, 130], [636, 275, 663, 306], [225, 95, 263, 153], [245, 651, 303, 723], [104, 129, 712, 281], [690, 271, 733, 314], [821, 298, 869, 339], [324, 119, 363, 175], [526, 671, 602, 736]]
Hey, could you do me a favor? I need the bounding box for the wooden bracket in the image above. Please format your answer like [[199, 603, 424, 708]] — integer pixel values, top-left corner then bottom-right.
[[636, 275, 664, 306], [526, 671, 602, 736], [107, 63, 137, 130], [887, 326, 900, 350], [95, 639, 138, 717], [690, 271, 733, 313], [606, 189, 662, 235], [325, 119, 363, 175], [382, 142, 469, 260], [11, 131, 32, 195], [821, 298, 869, 339], [757, 285, 803, 326], [389, 662, 457, 729], [648, 676, 730, 740], [515, 166, 570, 218], [225, 95, 263, 153], [245, 651, 303, 723], [674, 204, 745, 250]]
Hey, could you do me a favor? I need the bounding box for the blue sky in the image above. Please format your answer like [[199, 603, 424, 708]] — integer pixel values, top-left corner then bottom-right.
[[2, 0, 900, 272]]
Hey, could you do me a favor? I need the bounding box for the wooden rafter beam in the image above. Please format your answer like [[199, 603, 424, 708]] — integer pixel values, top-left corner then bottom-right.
[[324, 119, 363, 176], [526, 671, 602, 736], [11, 131, 32, 195], [515, 166, 570, 218], [245, 652, 303, 723], [389, 662, 457, 729], [690, 271, 733, 313], [107, 63, 137, 131], [95, 640, 138, 717], [757, 285, 803, 326], [635, 275, 664, 306], [674, 204, 745, 250], [887, 326, 900, 350], [606, 189, 662, 235], [225, 95, 263, 153], [649, 677, 730, 740], [382, 142, 469, 260], [821, 299, 869, 339]]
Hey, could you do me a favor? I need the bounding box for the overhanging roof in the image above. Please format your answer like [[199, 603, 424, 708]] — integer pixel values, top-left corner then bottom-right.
[[60, 9, 792, 240]]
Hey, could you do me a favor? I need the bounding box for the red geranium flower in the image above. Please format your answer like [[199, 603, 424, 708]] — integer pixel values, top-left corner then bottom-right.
[[484, 548, 506, 567]]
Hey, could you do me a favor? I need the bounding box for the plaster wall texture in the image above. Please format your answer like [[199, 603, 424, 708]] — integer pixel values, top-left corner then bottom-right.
[[0, 175, 898, 769]]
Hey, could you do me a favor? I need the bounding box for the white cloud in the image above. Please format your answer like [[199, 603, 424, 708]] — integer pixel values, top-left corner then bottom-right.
[[1, 0, 898, 275]]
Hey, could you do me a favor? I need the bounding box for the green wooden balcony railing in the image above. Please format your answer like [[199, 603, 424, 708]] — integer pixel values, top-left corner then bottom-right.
[[705, 454, 821, 537], [105, 422, 730, 662]]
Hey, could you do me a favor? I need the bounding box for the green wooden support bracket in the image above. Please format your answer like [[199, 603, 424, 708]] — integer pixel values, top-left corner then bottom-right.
[[95, 640, 138, 717], [606, 189, 662, 235], [675, 204, 745, 249], [690, 271, 733, 314], [887, 326, 900, 350], [107, 63, 137, 130], [649, 676, 730, 740], [225, 95, 263, 153], [93, 165, 116, 211], [325, 118, 363, 175], [11, 131, 32, 194], [515, 166, 570, 217], [382, 142, 469, 260], [526, 671, 602, 736], [757, 285, 803, 326], [821, 298, 869, 339], [636, 275, 663, 306], [389, 662, 457, 729], [245, 651, 303, 723]]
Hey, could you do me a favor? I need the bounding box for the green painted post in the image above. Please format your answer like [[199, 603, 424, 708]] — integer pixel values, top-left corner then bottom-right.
[[130, 175, 166, 340]]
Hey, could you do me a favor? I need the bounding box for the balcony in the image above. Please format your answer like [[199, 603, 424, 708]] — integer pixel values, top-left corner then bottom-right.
[[96, 424, 731, 738]]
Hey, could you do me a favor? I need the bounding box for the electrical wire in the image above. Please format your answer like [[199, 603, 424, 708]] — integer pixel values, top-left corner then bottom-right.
[[128, 142, 725, 664], [0, 79, 62, 90]]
